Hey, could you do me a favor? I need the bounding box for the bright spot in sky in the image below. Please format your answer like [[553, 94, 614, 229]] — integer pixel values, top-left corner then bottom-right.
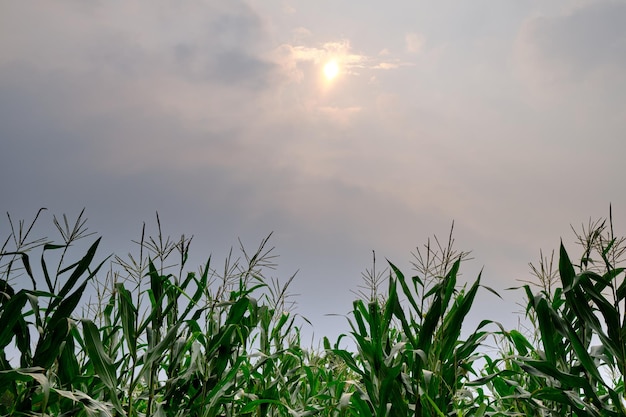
[[323, 60, 339, 80]]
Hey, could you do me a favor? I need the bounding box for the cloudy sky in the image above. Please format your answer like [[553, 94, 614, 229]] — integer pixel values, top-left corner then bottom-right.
[[2, 0, 626, 342]]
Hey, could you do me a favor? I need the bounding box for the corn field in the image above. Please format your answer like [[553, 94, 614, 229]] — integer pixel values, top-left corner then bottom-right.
[[2, 209, 626, 416]]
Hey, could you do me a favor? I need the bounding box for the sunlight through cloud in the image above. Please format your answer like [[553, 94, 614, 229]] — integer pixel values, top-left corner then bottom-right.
[[323, 60, 339, 80]]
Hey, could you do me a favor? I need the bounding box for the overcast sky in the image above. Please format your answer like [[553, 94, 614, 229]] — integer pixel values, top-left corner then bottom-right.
[[2, 0, 626, 343]]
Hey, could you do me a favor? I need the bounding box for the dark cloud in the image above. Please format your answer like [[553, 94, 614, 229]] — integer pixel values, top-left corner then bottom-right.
[[0, 1, 280, 89], [211, 50, 277, 88], [159, 2, 280, 87], [518, 1, 626, 81], [210, 4, 268, 50]]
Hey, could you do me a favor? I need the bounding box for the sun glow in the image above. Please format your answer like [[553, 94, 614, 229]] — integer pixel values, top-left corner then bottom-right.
[[323, 60, 339, 80]]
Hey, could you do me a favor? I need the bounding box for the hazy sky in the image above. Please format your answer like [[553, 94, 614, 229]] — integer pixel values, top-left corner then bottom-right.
[[2, 0, 626, 343]]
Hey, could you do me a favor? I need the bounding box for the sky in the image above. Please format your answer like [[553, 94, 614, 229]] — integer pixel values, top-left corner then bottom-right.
[[2, 0, 626, 345]]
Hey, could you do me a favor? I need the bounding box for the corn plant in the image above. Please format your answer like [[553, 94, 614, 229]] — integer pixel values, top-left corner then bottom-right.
[[478, 212, 626, 417], [0, 209, 111, 416], [332, 226, 494, 417], [5, 208, 626, 417]]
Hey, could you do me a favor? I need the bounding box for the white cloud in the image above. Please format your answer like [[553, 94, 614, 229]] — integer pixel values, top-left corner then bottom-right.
[[405, 32, 425, 53], [275, 37, 412, 83], [318, 106, 362, 125], [374, 62, 400, 70], [291, 27, 312, 41], [285, 40, 366, 69]]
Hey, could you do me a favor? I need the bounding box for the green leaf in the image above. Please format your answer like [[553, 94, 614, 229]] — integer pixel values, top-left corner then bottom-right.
[[533, 296, 558, 365], [558, 242, 576, 291], [204, 356, 245, 411], [0, 367, 50, 412], [422, 391, 446, 417], [240, 398, 291, 414], [226, 296, 250, 325], [508, 329, 532, 356], [181, 266, 209, 321], [81, 319, 124, 415], [441, 259, 460, 309], [417, 288, 443, 354], [40, 244, 65, 292], [0, 291, 28, 351], [53, 388, 113, 417], [57, 333, 80, 386], [116, 282, 138, 359], [139, 322, 181, 381], [440, 273, 481, 360], [331, 349, 365, 377], [519, 359, 586, 388], [388, 261, 421, 318], [49, 238, 102, 312], [34, 280, 88, 368]]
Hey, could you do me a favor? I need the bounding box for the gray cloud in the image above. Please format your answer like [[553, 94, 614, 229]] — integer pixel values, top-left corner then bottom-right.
[[210, 50, 277, 88], [2, 0, 626, 341], [516, 1, 626, 92]]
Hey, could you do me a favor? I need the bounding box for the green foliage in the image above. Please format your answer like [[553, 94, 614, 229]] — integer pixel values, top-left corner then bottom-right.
[[2, 209, 626, 416], [477, 214, 626, 417], [332, 255, 490, 417]]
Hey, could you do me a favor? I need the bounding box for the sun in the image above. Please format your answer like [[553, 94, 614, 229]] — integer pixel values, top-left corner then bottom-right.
[[323, 60, 340, 80]]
